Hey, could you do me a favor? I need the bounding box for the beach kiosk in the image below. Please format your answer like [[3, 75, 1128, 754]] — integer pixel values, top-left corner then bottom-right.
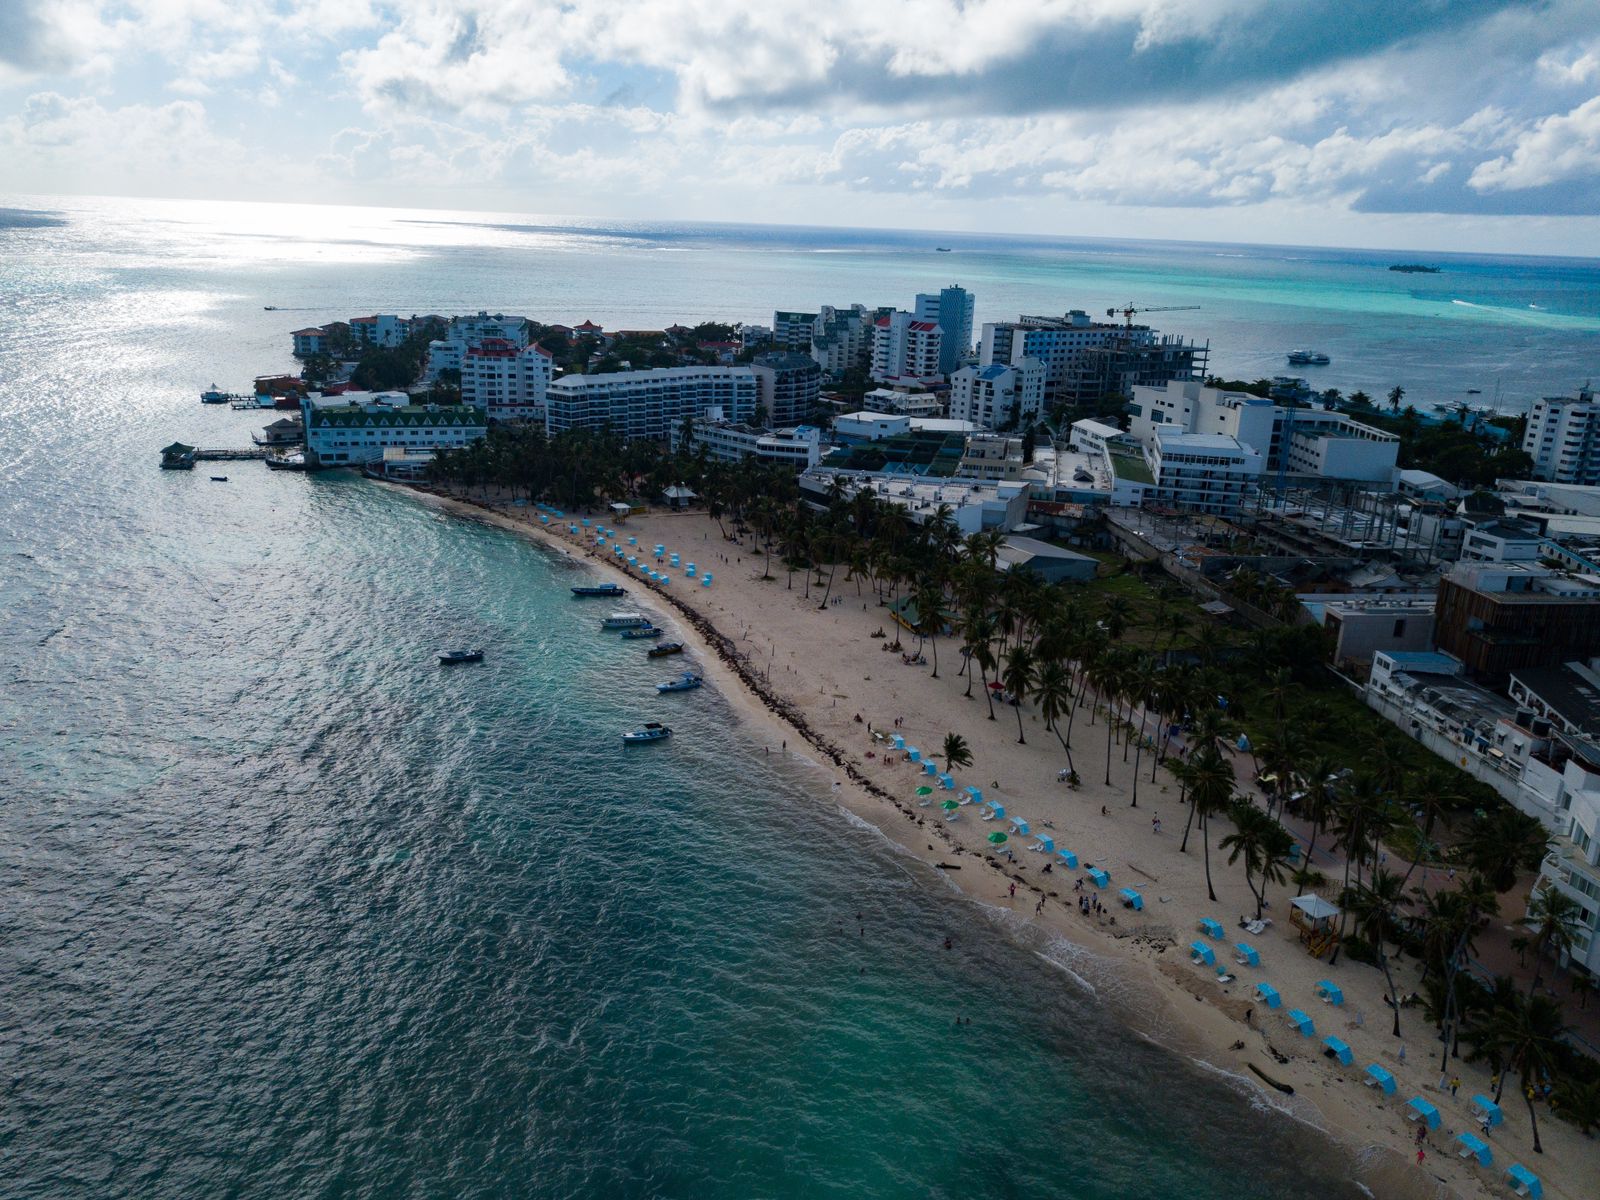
[[1234, 943, 1260, 967], [1086, 867, 1109, 889], [1285, 1008, 1315, 1037], [1471, 1095, 1503, 1127], [1198, 918, 1226, 940], [1056, 848, 1079, 869], [1189, 941, 1216, 967], [1505, 1165, 1541, 1198], [1321, 1035, 1353, 1065], [1253, 982, 1281, 1009], [1454, 1132, 1493, 1167], [1406, 1097, 1441, 1129], [1290, 894, 1342, 956], [1118, 887, 1144, 912], [1364, 1064, 1396, 1095], [1315, 979, 1344, 1006]]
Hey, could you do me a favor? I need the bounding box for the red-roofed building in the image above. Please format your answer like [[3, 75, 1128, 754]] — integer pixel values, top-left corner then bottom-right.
[[871, 310, 944, 383], [292, 327, 330, 357], [463, 338, 553, 422]]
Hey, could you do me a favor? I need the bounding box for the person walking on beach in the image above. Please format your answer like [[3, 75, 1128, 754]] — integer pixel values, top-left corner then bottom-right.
[[1449, 1075, 1460, 1097], [1008, 882, 1016, 900]]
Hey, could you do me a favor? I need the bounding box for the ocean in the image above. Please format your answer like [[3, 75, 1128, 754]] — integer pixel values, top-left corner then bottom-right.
[[2, 193, 1591, 1198]]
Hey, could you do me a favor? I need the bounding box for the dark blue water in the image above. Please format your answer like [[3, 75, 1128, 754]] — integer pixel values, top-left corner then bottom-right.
[[0, 195, 1544, 1198]]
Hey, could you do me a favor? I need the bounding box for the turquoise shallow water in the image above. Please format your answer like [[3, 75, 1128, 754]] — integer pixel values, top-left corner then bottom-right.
[[4, 196, 1576, 1197]]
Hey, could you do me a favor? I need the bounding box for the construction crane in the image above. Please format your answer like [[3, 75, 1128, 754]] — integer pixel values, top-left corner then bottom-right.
[[1106, 303, 1200, 329]]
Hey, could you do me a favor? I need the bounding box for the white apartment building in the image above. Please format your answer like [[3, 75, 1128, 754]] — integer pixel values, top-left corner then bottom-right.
[[1524, 387, 1600, 484], [751, 351, 821, 426], [348, 314, 409, 349], [871, 312, 943, 383], [799, 470, 1029, 534], [947, 358, 1045, 430], [1146, 428, 1263, 514], [833, 411, 912, 442], [862, 387, 942, 417], [1129, 381, 1397, 482], [672, 419, 823, 470], [545, 366, 757, 441], [1536, 759, 1600, 974], [981, 311, 1145, 400], [461, 338, 552, 422], [772, 310, 820, 351], [291, 327, 330, 357], [914, 285, 975, 376], [302, 398, 486, 466], [810, 304, 875, 376]]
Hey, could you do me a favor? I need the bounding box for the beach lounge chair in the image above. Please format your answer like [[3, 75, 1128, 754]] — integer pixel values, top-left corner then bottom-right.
[[1189, 941, 1216, 966], [1233, 943, 1260, 967], [1286, 1008, 1315, 1037], [1321, 1035, 1352, 1064], [1505, 1165, 1541, 1198], [1198, 917, 1226, 940], [1405, 1097, 1440, 1129], [980, 806, 1000, 822], [1315, 980, 1344, 1006], [1363, 1064, 1396, 1094], [1454, 1132, 1492, 1167]]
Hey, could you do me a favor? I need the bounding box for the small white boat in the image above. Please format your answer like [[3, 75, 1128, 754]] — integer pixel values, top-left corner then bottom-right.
[[601, 612, 649, 629], [200, 384, 228, 403], [657, 672, 704, 693], [622, 722, 672, 743], [438, 649, 484, 664]]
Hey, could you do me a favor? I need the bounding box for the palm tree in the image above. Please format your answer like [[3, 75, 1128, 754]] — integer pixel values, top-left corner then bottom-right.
[[1033, 658, 1077, 777], [941, 732, 974, 775], [1001, 645, 1036, 745], [912, 576, 946, 678], [1346, 868, 1413, 1035], [1466, 993, 1570, 1153], [1220, 801, 1295, 919], [1462, 806, 1550, 893], [1555, 1075, 1600, 1137], [1388, 385, 1405, 413], [1524, 886, 1583, 998], [1184, 745, 1234, 902]]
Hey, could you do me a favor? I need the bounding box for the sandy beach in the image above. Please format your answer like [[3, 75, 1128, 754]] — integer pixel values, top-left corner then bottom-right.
[[414, 488, 1595, 1200]]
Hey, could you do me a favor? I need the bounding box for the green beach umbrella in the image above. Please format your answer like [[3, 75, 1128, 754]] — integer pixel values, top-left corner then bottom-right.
[[915, 785, 934, 796], [941, 799, 960, 811], [987, 832, 1008, 845]]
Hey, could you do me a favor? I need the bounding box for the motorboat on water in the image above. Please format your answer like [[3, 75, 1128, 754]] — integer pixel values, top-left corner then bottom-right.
[[1285, 349, 1330, 366], [621, 626, 663, 640], [571, 582, 626, 597], [622, 722, 672, 743], [209, 475, 228, 482], [600, 612, 649, 629], [657, 671, 704, 693], [201, 384, 228, 403], [437, 649, 484, 664], [646, 642, 684, 658]]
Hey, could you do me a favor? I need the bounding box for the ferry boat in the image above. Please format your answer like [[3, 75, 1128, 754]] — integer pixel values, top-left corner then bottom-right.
[[571, 582, 626, 597], [601, 612, 649, 629], [201, 384, 229, 403], [622, 722, 672, 744], [657, 671, 704, 693], [266, 451, 309, 471], [1285, 349, 1330, 366], [646, 642, 685, 658], [437, 649, 484, 664], [621, 626, 663, 640]]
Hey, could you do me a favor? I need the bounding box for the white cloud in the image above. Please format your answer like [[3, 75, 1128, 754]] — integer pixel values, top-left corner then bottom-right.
[[1470, 95, 1600, 191]]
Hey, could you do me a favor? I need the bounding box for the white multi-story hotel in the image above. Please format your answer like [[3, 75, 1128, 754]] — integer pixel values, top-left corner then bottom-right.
[[348, 314, 410, 349], [1129, 380, 1397, 483], [751, 351, 821, 426], [1146, 429, 1263, 514], [545, 366, 758, 441], [302, 396, 486, 466], [947, 358, 1045, 430], [671, 419, 824, 470], [461, 338, 552, 422], [291, 327, 330, 357], [914, 285, 975, 376], [1525, 387, 1600, 485], [871, 312, 943, 383], [426, 312, 531, 380]]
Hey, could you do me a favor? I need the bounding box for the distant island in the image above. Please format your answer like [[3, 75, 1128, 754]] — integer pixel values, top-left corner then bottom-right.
[[1388, 263, 1440, 273]]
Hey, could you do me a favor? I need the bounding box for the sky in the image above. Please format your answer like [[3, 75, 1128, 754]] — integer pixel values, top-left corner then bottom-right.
[[3, 0, 1600, 254]]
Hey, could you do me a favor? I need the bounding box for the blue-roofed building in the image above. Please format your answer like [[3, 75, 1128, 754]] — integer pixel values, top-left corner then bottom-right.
[[948, 357, 1045, 430]]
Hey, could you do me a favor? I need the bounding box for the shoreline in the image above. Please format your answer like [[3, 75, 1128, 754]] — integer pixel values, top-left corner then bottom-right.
[[398, 484, 1588, 1200]]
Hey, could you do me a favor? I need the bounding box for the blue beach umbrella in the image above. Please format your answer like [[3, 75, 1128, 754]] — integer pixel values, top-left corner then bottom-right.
[[1189, 941, 1216, 966], [1454, 1132, 1493, 1167], [1505, 1164, 1541, 1198], [1364, 1064, 1396, 1095], [1009, 818, 1030, 837], [1056, 849, 1079, 869], [1118, 887, 1143, 911], [1406, 1097, 1440, 1129], [1253, 982, 1281, 1008], [1033, 835, 1054, 854], [1199, 917, 1226, 940], [1286, 1008, 1315, 1037], [1233, 943, 1260, 967], [1315, 979, 1344, 1006], [1086, 867, 1109, 888], [1321, 1035, 1352, 1065], [1470, 1094, 1503, 1126]]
